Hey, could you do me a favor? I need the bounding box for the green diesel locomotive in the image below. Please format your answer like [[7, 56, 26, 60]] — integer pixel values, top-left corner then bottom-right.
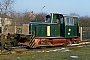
[[18, 13, 79, 48]]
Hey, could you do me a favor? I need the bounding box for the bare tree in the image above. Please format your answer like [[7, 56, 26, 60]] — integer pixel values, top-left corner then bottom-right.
[[35, 12, 47, 22], [79, 16, 90, 27], [0, 0, 15, 16], [22, 11, 35, 22], [70, 13, 79, 16]]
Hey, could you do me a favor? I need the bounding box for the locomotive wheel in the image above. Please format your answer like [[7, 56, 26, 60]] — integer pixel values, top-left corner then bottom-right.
[[73, 40, 79, 44], [4, 42, 12, 51], [63, 40, 68, 47], [72, 38, 79, 44]]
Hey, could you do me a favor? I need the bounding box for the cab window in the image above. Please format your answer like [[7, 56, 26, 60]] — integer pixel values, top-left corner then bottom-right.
[[56, 14, 63, 24], [74, 18, 78, 25], [56, 15, 60, 23], [46, 15, 51, 23], [65, 17, 74, 25]]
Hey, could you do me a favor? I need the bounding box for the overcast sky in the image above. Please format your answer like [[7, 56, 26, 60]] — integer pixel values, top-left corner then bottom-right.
[[10, 0, 90, 16]]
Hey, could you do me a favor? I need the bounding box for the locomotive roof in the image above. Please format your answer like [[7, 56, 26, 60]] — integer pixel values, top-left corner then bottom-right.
[[62, 14, 79, 18], [48, 13, 79, 18], [23, 22, 58, 24]]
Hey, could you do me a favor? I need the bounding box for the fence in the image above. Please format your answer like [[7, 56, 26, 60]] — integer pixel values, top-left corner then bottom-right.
[[82, 27, 90, 41]]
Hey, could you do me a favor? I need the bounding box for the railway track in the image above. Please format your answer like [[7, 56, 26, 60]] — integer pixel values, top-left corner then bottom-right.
[[0, 41, 90, 55]]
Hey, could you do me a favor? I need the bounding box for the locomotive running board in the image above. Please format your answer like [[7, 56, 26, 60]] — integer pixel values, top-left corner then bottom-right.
[[37, 45, 51, 47]]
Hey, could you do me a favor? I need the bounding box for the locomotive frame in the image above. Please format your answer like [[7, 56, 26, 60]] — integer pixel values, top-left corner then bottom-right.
[[16, 13, 80, 48]]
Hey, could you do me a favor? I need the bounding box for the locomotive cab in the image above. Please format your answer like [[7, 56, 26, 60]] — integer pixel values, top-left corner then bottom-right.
[[45, 13, 79, 37]]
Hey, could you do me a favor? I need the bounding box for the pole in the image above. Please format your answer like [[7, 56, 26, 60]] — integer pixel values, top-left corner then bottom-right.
[[80, 27, 82, 41], [40, 6, 45, 12]]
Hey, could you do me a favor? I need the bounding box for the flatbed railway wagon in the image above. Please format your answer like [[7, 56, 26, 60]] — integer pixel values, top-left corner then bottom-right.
[[16, 13, 80, 48]]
